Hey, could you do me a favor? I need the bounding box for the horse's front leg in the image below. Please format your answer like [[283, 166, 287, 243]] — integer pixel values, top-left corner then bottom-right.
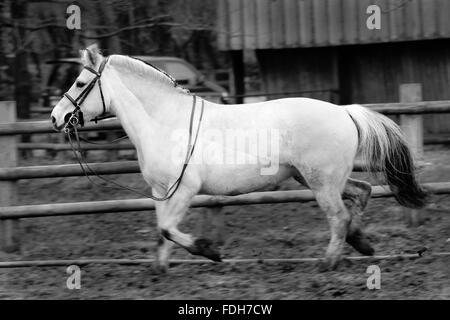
[[154, 186, 222, 271], [154, 231, 175, 273]]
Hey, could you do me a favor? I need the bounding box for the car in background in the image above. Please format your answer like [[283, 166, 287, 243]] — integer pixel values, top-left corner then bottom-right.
[[42, 56, 229, 107]]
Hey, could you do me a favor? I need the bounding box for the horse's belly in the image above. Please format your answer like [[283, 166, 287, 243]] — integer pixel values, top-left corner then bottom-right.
[[198, 164, 294, 195]]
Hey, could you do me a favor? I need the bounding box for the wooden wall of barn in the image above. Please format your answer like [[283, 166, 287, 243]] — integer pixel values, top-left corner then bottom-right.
[[218, 0, 450, 50], [255, 48, 340, 103], [340, 39, 450, 134], [256, 39, 450, 134]]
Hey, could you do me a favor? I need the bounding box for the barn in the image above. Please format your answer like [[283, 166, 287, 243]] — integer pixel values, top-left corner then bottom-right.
[[217, 0, 450, 134]]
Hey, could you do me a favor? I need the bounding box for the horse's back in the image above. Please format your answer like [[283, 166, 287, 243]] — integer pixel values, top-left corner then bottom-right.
[[207, 97, 353, 136]]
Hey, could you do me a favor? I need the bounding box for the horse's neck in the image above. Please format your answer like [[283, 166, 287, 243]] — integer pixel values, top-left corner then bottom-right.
[[107, 65, 195, 171], [107, 72, 160, 149], [112, 64, 193, 125]]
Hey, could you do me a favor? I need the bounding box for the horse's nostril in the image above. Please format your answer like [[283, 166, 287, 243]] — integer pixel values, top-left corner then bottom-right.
[[64, 113, 72, 123], [51, 116, 56, 124]]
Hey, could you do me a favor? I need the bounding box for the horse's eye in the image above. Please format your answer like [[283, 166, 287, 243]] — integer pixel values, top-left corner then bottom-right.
[[76, 81, 85, 88]]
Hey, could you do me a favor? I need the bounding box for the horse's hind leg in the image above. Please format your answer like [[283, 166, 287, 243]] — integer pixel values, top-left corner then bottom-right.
[[343, 178, 374, 256], [343, 178, 372, 215], [294, 167, 351, 269], [307, 180, 352, 270]]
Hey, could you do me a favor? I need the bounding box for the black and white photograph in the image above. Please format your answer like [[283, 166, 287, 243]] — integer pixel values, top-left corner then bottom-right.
[[0, 0, 449, 303]]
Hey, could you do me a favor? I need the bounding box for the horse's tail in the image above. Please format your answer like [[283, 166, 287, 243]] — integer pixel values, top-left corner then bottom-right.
[[344, 104, 427, 208]]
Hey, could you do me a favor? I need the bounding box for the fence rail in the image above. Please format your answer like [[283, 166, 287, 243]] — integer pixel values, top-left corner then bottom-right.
[[17, 142, 135, 151], [1, 85, 450, 255], [0, 161, 140, 180], [2, 100, 450, 136], [0, 160, 380, 181], [1, 182, 449, 220], [16, 136, 450, 152], [0, 118, 121, 136], [2, 252, 450, 268]]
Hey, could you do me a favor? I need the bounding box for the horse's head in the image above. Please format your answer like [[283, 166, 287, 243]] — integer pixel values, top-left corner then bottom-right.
[[51, 44, 111, 131]]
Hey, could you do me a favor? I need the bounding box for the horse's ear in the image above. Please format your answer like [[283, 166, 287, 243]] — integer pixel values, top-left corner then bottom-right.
[[80, 43, 102, 67]]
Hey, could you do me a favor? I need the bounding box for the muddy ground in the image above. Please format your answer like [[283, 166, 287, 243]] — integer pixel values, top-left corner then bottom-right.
[[0, 143, 449, 299]]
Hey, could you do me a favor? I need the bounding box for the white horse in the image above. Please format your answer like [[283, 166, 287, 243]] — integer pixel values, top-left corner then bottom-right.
[[51, 46, 426, 271]]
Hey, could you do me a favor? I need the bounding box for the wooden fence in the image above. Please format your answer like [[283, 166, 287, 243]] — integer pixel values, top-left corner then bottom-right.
[[1, 83, 450, 256]]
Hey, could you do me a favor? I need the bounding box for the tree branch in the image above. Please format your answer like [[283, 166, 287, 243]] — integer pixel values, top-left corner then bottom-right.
[[1, 18, 214, 38]]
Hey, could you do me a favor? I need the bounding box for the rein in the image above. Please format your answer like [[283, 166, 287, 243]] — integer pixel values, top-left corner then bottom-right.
[[63, 57, 205, 201]]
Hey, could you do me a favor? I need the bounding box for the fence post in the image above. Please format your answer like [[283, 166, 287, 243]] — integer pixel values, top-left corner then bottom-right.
[[230, 50, 245, 104], [399, 84, 423, 227], [0, 101, 20, 252]]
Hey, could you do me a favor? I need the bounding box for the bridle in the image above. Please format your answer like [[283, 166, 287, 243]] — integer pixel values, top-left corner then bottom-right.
[[63, 57, 109, 132], [61, 56, 205, 201]]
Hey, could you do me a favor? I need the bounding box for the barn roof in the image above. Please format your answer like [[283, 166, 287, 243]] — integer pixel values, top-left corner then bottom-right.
[[217, 0, 450, 50]]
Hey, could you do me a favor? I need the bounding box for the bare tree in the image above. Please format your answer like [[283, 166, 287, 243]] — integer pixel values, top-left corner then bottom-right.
[[0, 0, 226, 118]]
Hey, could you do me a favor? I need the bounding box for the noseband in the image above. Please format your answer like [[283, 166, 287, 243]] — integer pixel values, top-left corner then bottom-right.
[[63, 57, 109, 132]]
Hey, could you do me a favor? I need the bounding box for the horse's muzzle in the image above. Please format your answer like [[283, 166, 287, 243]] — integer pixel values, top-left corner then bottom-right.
[[51, 116, 66, 132], [51, 113, 76, 132]]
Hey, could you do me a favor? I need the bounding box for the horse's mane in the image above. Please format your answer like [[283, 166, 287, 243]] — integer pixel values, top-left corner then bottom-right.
[[109, 54, 190, 94]]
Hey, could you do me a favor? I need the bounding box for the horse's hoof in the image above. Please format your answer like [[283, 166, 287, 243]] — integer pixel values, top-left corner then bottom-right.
[[346, 230, 375, 256], [152, 261, 169, 274], [190, 238, 222, 262], [356, 243, 375, 256], [318, 257, 340, 272]]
